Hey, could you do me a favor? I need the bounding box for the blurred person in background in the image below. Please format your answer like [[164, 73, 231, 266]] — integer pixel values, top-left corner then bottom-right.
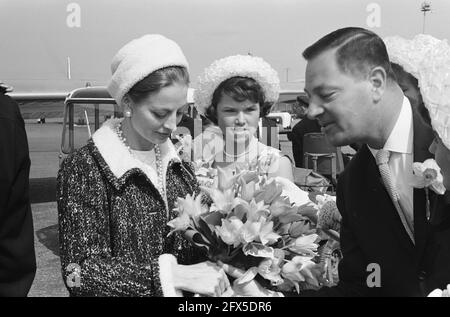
[[0, 82, 36, 296]]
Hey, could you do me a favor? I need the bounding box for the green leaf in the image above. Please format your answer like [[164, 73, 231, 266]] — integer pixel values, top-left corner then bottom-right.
[[196, 217, 218, 246]]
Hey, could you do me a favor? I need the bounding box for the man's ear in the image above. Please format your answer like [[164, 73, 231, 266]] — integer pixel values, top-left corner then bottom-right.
[[368, 66, 387, 102]]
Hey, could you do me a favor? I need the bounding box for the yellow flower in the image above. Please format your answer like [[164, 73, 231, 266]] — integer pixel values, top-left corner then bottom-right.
[[274, 176, 312, 207], [217, 166, 241, 191], [167, 193, 206, 235], [258, 220, 281, 245], [254, 180, 283, 204], [281, 256, 321, 292], [175, 193, 205, 219], [215, 217, 244, 247], [288, 234, 319, 256], [239, 177, 256, 202], [167, 212, 191, 235], [232, 198, 269, 223], [247, 199, 269, 222], [239, 219, 262, 244], [257, 256, 284, 286], [200, 186, 237, 214]]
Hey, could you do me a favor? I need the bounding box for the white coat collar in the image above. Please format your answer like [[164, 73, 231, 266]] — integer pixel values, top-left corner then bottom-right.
[[92, 118, 180, 179]]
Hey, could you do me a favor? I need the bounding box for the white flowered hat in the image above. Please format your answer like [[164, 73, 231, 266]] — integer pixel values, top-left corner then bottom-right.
[[384, 34, 450, 150], [194, 55, 280, 115]]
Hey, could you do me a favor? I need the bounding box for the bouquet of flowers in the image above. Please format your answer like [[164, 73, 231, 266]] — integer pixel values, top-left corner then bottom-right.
[[168, 161, 332, 293]]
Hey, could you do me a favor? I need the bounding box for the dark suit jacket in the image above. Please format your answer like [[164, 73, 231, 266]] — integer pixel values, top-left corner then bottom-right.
[[421, 192, 450, 293], [300, 108, 450, 297], [0, 93, 36, 296]]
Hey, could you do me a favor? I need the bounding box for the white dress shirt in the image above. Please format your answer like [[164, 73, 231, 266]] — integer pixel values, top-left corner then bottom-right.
[[369, 96, 414, 232]]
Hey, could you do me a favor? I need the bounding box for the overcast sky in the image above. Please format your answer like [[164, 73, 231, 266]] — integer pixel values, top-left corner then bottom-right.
[[1, 0, 449, 92]]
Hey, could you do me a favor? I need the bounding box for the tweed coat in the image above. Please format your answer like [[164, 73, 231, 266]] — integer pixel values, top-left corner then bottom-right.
[[57, 119, 204, 296]]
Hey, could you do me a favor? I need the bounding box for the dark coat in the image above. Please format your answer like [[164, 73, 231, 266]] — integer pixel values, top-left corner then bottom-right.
[[0, 93, 36, 296], [57, 122, 205, 297]]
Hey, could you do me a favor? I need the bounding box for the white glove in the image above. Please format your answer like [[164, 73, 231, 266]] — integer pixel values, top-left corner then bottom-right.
[[427, 284, 450, 297]]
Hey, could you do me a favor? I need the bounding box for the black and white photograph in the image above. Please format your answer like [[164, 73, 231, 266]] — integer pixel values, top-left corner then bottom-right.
[[1, 0, 449, 299]]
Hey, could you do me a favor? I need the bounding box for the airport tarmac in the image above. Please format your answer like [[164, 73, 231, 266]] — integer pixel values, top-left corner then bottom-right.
[[28, 201, 68, 297], [25, 121, 68, 296]]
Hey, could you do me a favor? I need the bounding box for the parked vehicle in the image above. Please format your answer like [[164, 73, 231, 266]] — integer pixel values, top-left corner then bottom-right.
[[59, 86, 195, 164], [59, 87, 308, 162], [266, 112, 292, 129], [271, 89, 308, 119]]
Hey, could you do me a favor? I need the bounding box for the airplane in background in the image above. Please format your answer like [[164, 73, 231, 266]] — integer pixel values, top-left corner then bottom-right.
[[6, 86, 307, 205]]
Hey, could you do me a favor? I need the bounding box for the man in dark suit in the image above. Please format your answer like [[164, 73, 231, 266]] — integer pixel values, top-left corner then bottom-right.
[[0, 87, 36, 296], [298, 27, 449, 296]]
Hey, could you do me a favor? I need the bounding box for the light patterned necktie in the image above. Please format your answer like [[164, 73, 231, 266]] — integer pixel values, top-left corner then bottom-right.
[[375, 149, 415, 244]]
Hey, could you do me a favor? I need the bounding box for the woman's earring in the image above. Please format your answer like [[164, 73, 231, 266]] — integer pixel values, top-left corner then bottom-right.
[[124, 107, 132, 118]]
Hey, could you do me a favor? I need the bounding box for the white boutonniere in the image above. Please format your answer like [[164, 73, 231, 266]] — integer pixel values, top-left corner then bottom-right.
[[412, 159, 446, 195], [412, 159, 446, 221]]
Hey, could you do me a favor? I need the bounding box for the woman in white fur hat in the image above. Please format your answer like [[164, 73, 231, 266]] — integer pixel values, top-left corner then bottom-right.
[[57, 34, 230, 297]]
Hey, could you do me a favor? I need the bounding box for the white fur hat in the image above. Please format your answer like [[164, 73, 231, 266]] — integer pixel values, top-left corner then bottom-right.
[[107, 34, 189, 106], [385, 34, 450, 150]]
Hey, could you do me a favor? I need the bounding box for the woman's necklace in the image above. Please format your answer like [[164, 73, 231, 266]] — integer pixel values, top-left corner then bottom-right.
[[222, 135, 258, 160], [223, 148, 250, 159], [115, 122, 168, 215], [154, 144, 169, 214], [220, 147, 251, 175]]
